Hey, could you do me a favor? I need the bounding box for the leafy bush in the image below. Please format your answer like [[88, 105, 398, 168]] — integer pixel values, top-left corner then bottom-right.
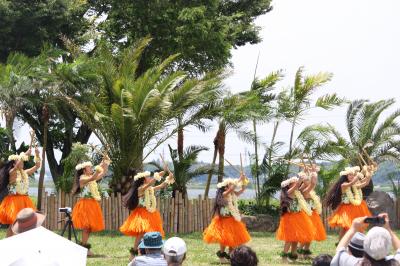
[[238, 199, 279, 217]]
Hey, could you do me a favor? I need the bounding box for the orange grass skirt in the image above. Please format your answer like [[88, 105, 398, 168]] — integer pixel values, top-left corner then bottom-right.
[[203, 216, 251, 248], [328, 203, 369, 230], [0, 195, 36, 224], [72, 198, 104, 232], [360, 200, 372, 216], [120, 207, 165, 237], [309, 210, 327, 241], [276, 211, 315, 243]]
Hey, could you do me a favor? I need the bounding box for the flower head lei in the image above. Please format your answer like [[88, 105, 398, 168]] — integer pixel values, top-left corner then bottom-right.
[[75, 161, 93, 171], [340, 166, 360, 176], [217, 178, 238, 189], [298, 171, 310, 180], [281, 176, 299, 188], [134, 171, 151, 181], [8, 153, 29, 162]]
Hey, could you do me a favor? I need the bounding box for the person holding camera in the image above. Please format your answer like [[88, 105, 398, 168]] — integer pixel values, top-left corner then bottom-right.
[[331, 213, 400, 265], [71, 155, 110, 255]]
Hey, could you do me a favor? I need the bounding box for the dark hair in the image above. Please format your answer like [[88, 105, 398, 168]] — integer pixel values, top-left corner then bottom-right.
[[0, 160, 16, 203], [349, 246, 364, 258], [360, 253, 400, 266], [122, 178, 145, 211], [312, 254, 332, 266], [325, 175, 348, 210], [279, 186, 293, 215], [0, 160, 16, 193], [71, 169, 85, 195], [213, 187, 227, 216], [230, 245, 258, 266]]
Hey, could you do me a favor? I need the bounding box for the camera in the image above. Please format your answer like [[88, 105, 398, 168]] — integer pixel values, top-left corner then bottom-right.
[[59, 207, 72, 214], [364, 216, 385, 225]]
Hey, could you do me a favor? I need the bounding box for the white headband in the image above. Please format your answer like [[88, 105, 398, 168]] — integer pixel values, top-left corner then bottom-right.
[[217, 178, 238, 188], [281, 176, 299, 188], [75, 161, 93, 170], [340, 166, 361, 176], [8, 153, 29, 162], [134, 171, 151, 181]]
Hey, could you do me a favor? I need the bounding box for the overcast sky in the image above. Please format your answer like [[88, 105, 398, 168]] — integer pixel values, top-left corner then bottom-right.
[[7, 0, 400, 166]]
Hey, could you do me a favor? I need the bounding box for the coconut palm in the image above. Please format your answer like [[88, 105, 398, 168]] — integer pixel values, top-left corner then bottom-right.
[[64, 38, 223, 193], [244, 70, 282, 198], [0, 53, 34, 152], [284, 67, 345, 164]]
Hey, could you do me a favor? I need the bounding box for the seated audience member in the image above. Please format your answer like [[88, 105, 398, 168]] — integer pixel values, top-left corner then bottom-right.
[[230, 245, 258, 266], [163, 237, 187, 266], [312, 254, 332, 266], [331, 213, 400, 266], [11, 208, 46, 235], [128, 232, 167, 266], [348, 232, 365, 258]]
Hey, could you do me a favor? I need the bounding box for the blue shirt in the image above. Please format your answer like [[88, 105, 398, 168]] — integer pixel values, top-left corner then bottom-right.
[[128, 253, 167, 266]]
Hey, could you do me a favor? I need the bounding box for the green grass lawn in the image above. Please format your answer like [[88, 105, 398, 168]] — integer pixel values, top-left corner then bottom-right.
[[0, 229, 337, 265]]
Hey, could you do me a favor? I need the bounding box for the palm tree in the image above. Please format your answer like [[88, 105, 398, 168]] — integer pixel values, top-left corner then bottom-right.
[[64, 38, 223, 193], [150, 144, 212, 197], [297, 99, 400, 164], [0, 53, 34, 152], [203, 93, 257, 198], [244, 71, 282, 198], [283, 67, 345, 173]]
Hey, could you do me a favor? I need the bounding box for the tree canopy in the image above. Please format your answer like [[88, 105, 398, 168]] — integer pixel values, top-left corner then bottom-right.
[[89, 0, 272, 75], [0, 0, 89, 62]]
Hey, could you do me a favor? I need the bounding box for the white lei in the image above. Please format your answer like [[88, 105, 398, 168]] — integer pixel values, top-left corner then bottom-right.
[[226, 192, 241, 222], [294, 190, 312, 216], [88, 181, 101, 201], [15, 170, 29, 195], [309, 190, 322, 214], [144, 187, 157, 213], [345, 186, 362, 206], [81, 174, 101, 201]]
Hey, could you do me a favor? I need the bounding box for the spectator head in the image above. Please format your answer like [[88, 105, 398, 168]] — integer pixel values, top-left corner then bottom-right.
[[363, 226, 392, 261], [138, 232, 164, 254], [163, 237, 187, 265], [349, 232, 366, 258], [230, 245, 258, 266], [11, 208, 46, 235], [312, 254, 332, 266]]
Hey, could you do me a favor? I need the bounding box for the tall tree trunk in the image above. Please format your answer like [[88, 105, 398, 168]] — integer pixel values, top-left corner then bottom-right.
[[20, 108, 92, 184], [204, 130, 220, 199], [5, 111, 16, 152], [37, 105, 49, 211], [286, 118, 297, 175], [217, 123, 226, 183], [253, 119, 260, 199], [268, 122, 280, 167], [177, 118, 184, 161], [265, 121, 280, 207]]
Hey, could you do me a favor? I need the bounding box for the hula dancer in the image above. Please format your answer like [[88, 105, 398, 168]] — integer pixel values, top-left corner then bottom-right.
[[0, 147, 41, 237], [276, 176, 315, 263], [71, 155, 110, 255], [203, 174, 251, 264], [326, 166, 371, 241], [120, 170, 175, 258], [298, 165, 326, 258]]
